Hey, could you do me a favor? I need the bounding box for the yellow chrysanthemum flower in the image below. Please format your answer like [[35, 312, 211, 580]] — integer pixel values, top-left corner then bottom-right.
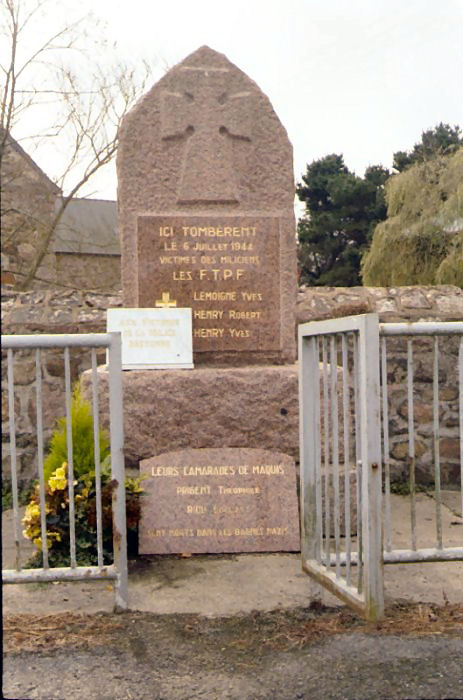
[[22, 502, 40, 524], [48, 462, 68, 492]]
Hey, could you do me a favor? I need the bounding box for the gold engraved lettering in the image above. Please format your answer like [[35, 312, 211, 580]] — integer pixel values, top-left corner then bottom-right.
[[151, 466, 179, 477], [194, 309, 224, 320], [233, 527, 264, 536], [196, 528, 217, 536], [172, 270, 192, 280], [177, 485, 211, 495], [192, 242, 229, 252], [169, 528, 195, 537], [252, 464, 285, 475], [147, 528, 167, 537], [220, 256, 260, 265], [228, 310, 261, 320], [181, 226, 256, 238], [218, 486, 261, 495], [193, 291, 237, 301], [218, 528, 234, 536], [187, 504, 208, 514], [183, 465, 236, 476], [212, 504, 243, 515], [266, 526, 288, 535], [231, 241, 254, 251], [228, 328, 251, 338], [198, 269, 244, 281], [241, 292, 263, 302], [163, 240, 177, 251], [159, 255, 191, 264], [194, 328, 225, 338]]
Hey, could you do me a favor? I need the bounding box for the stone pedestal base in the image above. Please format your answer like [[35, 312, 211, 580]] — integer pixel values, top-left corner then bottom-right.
[[82, 365, 299, 469]]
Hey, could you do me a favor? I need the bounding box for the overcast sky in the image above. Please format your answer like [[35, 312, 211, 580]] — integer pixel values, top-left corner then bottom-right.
[[5, 0, 463, 204]]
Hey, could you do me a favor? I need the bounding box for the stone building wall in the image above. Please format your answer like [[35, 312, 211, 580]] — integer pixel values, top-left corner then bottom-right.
[[54, 254, 121, 293], [1, 134, 60, 288], [2, 285, 462, 486]]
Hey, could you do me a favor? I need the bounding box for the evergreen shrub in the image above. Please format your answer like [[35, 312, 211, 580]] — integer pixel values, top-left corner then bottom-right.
[[22, 383, 145, 567]]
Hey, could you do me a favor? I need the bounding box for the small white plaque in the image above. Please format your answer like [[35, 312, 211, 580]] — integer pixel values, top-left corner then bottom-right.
[[107, 308, 193, 369]]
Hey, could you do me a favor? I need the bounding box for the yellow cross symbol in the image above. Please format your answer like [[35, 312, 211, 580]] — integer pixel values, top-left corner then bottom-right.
[[155, 292, 177, 308]]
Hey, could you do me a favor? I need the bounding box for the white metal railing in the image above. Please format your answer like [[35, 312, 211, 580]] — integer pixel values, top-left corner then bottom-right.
[[299, 314, 463, 620], [1, 332, 128, 610], [379, 322, 463, 564]]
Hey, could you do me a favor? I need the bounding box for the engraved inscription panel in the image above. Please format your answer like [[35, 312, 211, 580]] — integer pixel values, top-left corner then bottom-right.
[[137, 216, 280, 352], [139, 449, 300, 554]]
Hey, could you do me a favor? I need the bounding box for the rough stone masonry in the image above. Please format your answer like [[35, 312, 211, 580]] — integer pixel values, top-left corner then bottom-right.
[[117, 45, 297, 365]]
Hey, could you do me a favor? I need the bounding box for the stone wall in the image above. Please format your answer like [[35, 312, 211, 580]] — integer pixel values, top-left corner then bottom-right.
[[2, 285, 462, 486], [1, 288, 121, 485], [296, 286, 463, 485]]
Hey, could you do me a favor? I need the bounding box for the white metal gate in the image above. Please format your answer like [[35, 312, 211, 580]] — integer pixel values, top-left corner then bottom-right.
[[299, 314, 383, 620], [2, 332, 128, 610], [298, 314, 463, 621]]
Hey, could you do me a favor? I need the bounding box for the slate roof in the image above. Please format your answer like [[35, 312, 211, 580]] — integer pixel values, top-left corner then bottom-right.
[[53, 197, 120, 255]]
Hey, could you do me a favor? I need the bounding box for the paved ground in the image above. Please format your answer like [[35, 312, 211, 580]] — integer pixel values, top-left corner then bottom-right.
[[2, 491, 463, 699], [3, 492, 462, 616]]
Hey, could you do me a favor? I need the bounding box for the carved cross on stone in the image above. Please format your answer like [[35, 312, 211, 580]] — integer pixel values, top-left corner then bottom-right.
[[161, 68, 253, 204]]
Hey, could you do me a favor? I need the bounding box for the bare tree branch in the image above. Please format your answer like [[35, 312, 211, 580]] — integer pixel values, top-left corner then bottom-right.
[[1, 0, 154, 290]]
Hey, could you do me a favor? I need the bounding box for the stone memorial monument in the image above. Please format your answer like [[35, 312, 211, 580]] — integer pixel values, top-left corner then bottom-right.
[[117, 45, 296, 365], [97, 46, 300, 553]]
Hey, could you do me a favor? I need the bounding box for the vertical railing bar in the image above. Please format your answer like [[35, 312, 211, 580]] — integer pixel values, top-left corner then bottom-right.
[[91, 348, 104, 569], [108, 332, 128, 610], [407, 339, 417, 551], [460, 337, 463, 524], [330, 335, 341, 578], [315, 337, 323, 564], [358, 314, 384, 620], [322, 337, 331, 569], [433, 337, 443, 550], [353, 332, 363, 593], [64, 347, 77, 568], [342, 333, 352, 585], [381, 338, 392, 552], [35, 349, 49, 569], [298, 333, 319, 565], [7, 349, 21, 572]]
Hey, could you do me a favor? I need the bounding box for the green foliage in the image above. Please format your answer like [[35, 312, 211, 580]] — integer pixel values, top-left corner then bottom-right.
[[44, 381, 110, 482], [22, 463, 145, 568], [362, 148, 463, 286], [296, 154, 389, 286], [389, 480, 431, 496], [393, 122, 463, 172], [436, 232, 463, 286], [2, 482, 34, 510], [22, 383, 145, 567]]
